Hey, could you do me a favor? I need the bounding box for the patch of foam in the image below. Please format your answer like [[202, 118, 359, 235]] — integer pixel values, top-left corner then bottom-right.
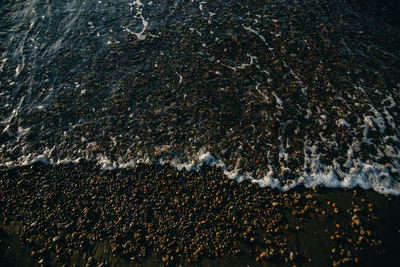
[[2, 96, 25, 127], [1, 148, 400, 196], [234, 54, 258, 70], [97, 154, 119, 170], [243, 25, 271, 48], [16, 153, 51, 167], [369, 105, 386, 133], [125, 0, 149, 40], [174, 152, 222, 171], [15, 126, 31, 141], [0, 129, 400, 196], [254, 170, 282, 189]]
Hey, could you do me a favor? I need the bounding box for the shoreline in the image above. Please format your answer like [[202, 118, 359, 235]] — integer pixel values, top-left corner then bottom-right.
[[1, 162, 400, 266]]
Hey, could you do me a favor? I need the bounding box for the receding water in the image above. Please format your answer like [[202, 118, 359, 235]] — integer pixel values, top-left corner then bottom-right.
[[1, 0, 400, 194]]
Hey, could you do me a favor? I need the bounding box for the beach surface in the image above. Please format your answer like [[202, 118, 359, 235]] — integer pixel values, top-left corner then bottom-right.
[[1, 163, 399, 266]]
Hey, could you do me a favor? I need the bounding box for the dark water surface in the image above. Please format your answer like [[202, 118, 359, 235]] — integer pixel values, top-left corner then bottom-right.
[[1, 0, 400, 194]]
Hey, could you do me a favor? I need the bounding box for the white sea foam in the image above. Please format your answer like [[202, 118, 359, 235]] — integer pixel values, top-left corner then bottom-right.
[[231, 54, 258, 70], [243, 25, 270, 48], [125, 0, 149, 40], [2, 148, 399, 196]]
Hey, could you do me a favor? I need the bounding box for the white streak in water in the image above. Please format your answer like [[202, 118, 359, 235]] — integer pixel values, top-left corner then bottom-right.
[[125, 0, 149, 40], [0, 57, 7, 72], [199, 1, 207, 11]]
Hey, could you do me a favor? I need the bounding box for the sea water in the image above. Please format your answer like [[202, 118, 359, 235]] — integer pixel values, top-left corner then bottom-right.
[[1, 0, 400, 195]]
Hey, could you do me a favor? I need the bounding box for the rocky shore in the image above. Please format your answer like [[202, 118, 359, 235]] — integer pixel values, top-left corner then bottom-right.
[[1, 162, 399, 266]]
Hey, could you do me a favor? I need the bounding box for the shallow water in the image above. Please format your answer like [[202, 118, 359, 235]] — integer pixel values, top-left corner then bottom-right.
[[1, 0, 400, 194]]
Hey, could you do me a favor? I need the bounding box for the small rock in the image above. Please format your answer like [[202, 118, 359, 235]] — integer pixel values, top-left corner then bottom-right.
[[221, 149, 230, 157], [342, 257, 351, 264], [289, 251, 295, 261], [71, 232, 79, 240], [260, 251, 269, 260], [352, 215, 361, 226]]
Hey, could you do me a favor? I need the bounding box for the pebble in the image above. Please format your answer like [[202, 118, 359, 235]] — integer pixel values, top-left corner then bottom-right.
[[289, 251, 295, 261], [259, 251, 269, 260]]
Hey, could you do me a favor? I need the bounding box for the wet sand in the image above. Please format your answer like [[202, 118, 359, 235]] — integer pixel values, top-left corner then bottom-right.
[[1, 162, 399, 266]]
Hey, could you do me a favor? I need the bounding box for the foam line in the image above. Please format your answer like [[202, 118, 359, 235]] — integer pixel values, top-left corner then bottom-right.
[[2, 150, 399, 196]]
